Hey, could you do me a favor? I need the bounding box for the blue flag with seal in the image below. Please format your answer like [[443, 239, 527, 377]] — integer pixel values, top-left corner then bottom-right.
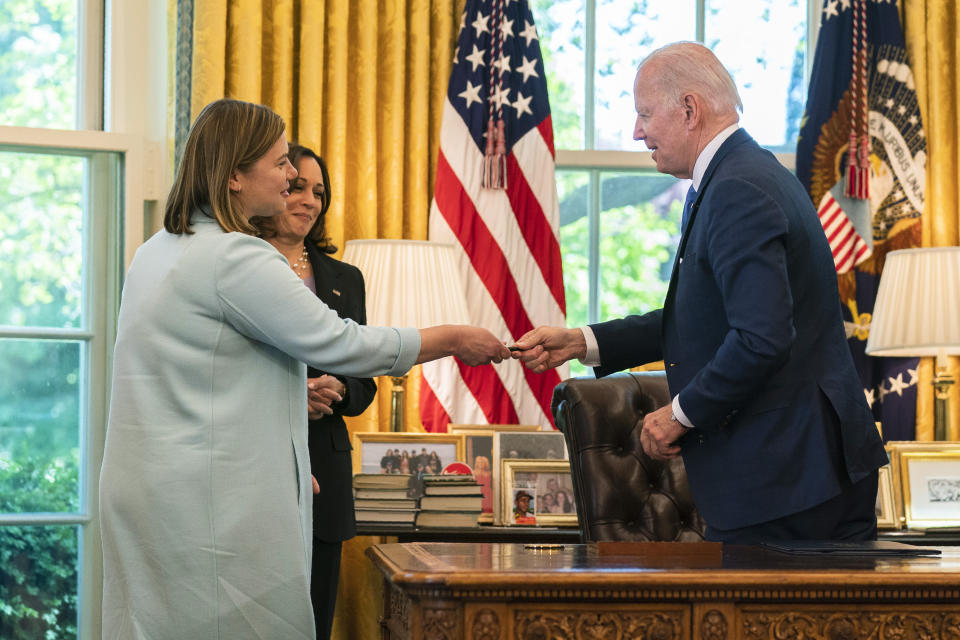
[[796, 0, 926, 441]]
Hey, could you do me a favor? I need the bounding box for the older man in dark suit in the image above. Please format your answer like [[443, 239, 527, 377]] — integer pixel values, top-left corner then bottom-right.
[[513, 42, 887, 544]]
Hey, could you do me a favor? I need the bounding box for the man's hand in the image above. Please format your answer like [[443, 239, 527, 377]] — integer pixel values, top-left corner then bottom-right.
[[307, 375, 345, 419], [312, 474, 320, 494], [511, 327, 587, 373], [639, 404, 689, 461]]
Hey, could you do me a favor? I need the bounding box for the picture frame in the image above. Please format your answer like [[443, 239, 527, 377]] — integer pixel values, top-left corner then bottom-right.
[[500, 459, 578, 527], [449, 424, 541, 433], [875, 463, 899, 530], [492, 431, 568, 525], [447, 425, 538, 524], [889, 442, 960, 530], [352, 432, 464, 475]]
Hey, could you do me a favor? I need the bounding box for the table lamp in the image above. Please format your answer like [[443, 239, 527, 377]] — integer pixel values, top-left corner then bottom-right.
[[865, 247, 960, 440], [342, 240, 471, 432]]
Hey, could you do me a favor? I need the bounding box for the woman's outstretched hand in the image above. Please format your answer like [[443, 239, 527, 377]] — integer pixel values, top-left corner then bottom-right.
[[454, 326, 512, 366], [416, 325, 511, 366]]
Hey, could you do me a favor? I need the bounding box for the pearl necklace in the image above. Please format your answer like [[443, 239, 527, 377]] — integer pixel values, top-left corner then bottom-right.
[[291, 245, 310, 278]]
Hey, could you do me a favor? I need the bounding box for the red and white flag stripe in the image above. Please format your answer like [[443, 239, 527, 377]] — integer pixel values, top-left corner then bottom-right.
[[421, 98, 568, 432], [818, 191, 871, 274]]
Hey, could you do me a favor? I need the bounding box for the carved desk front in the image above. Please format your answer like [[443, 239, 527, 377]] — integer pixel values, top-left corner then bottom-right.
[[366, 542, 960, 640]]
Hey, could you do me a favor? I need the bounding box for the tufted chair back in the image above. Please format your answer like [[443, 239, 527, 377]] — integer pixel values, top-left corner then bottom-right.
[[551, 372, 706, 542]]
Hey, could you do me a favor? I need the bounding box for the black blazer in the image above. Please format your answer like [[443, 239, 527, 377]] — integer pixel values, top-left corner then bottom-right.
[[590, 129, 887, 530], [305, 241, 377, 541]]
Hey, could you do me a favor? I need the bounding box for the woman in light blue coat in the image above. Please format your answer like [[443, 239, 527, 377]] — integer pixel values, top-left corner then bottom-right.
[[99, 98, 509, 640]]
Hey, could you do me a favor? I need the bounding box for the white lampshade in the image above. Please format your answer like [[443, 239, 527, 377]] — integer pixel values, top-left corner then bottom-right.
[[866, 247, 960, 364], [341, 239, 471, 328]]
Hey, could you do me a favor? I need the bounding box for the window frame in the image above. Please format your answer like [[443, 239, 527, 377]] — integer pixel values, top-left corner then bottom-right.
[[0, 0, 168, 635], [552, 0, 822, 325]]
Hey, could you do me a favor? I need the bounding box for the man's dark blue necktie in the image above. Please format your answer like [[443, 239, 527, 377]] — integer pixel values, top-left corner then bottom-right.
[[681, 185, 696, 234]]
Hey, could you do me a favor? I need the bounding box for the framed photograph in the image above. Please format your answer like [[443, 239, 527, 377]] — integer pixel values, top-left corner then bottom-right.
[[492, 431, 568, 525], [892, 442, 960, 530], [352, 432, 464, 475], [447, 425, 539, 524], [876, 464, 900, 529], [500, 459, 577, 527]]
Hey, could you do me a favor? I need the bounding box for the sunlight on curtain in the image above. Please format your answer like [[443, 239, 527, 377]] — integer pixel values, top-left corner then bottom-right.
[[190, 2, 460, 638], [902, 0, 960, 440]]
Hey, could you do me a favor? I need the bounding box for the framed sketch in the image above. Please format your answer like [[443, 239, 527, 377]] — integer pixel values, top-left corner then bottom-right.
[[448, 425, 539, 524], [875, 464, 900, 529], [352, 432, 464, 475], [500, 459, 577, 527], [893, 442, 960, 529], [492, 431, 568, 525]]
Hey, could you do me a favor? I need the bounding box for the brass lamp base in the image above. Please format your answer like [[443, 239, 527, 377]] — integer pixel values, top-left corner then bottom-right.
[[389, 375, 407, 432], [933, 367, 954, 441]]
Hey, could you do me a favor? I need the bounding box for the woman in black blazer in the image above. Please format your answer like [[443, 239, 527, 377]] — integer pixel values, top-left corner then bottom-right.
[[256, 143, 376, 639]]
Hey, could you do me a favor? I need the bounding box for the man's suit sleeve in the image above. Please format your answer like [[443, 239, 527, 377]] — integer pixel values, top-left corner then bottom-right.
[[589, 308, 663, 378]]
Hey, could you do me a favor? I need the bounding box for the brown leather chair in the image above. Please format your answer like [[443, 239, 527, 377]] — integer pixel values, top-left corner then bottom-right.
[[552, 371, 706, 542]]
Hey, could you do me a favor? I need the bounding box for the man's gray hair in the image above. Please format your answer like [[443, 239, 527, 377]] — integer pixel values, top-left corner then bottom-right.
[[637, 42, 743, 115]]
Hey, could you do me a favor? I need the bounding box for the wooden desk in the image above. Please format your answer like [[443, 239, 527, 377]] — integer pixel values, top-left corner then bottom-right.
[[355, 524, 580, 543], [367, 542, 960, 640], [356, 524, 958, 546]]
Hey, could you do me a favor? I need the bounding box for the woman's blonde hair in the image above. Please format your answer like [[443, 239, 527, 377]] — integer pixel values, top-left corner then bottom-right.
[[164, 99, 286, 235]]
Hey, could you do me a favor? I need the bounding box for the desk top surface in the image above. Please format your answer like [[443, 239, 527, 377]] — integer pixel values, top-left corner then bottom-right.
[[368, 542, 960, 591]]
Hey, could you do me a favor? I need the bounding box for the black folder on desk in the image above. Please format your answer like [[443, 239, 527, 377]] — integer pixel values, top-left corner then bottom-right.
[[761, 541, 941, 557]]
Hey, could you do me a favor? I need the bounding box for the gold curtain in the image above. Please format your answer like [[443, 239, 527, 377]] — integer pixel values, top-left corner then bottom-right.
[[190, 0, 459, 434], [901, 0, 960, 440], [190, 2, 460, 638]]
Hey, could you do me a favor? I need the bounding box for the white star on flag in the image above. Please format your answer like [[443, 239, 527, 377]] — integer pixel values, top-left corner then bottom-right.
[[823, 0, 839, 19], [494, 51, 511, 76], [517, 56, 539, 82], [465, 44, 485, 71], [458, 80, 482, 109], [500, 17, 514, 39], [513, 91, 533, 117], [519, 20, 538, 46], [491, 85, 511, 109], [472, 11, 489, 36]]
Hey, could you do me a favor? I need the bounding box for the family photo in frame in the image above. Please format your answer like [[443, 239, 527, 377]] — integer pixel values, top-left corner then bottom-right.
[[492, 431, 568, 525], [352, 432, 463, 476], [449, 424, 540, 523], [500, 459, 578, 527]]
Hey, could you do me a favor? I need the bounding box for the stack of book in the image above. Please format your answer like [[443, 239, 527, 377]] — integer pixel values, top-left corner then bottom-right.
[[352, 473, 418, 527], [415, 474, 483, 528]]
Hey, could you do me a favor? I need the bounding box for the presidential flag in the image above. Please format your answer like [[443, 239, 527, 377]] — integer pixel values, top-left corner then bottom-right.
[[797, 0, 926, 440], [420, 0, 566, 432]]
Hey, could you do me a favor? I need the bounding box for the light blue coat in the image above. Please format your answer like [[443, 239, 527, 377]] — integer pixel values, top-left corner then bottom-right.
[[100, 214, 419, 639]]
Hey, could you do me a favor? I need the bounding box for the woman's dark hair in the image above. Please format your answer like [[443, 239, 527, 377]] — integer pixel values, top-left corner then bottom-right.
[[254, 142, 336, 253]]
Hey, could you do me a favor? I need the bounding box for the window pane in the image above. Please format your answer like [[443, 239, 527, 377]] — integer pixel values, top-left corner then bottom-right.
[[557, 170, 590, 377], [0, 339, 81, 512], [598, 172, 684, 319], [0, 524, 78, 639], [531, 0, 586, 149], [0, 0, 78, 129], [707, 0, 806, 150], [595, 0, 696, 151], [0, 152, 85, 329]]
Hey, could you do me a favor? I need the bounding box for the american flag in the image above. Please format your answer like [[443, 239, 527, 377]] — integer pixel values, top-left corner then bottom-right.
[[420, 0, 566, 432], [796, 0, 926, 440]]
